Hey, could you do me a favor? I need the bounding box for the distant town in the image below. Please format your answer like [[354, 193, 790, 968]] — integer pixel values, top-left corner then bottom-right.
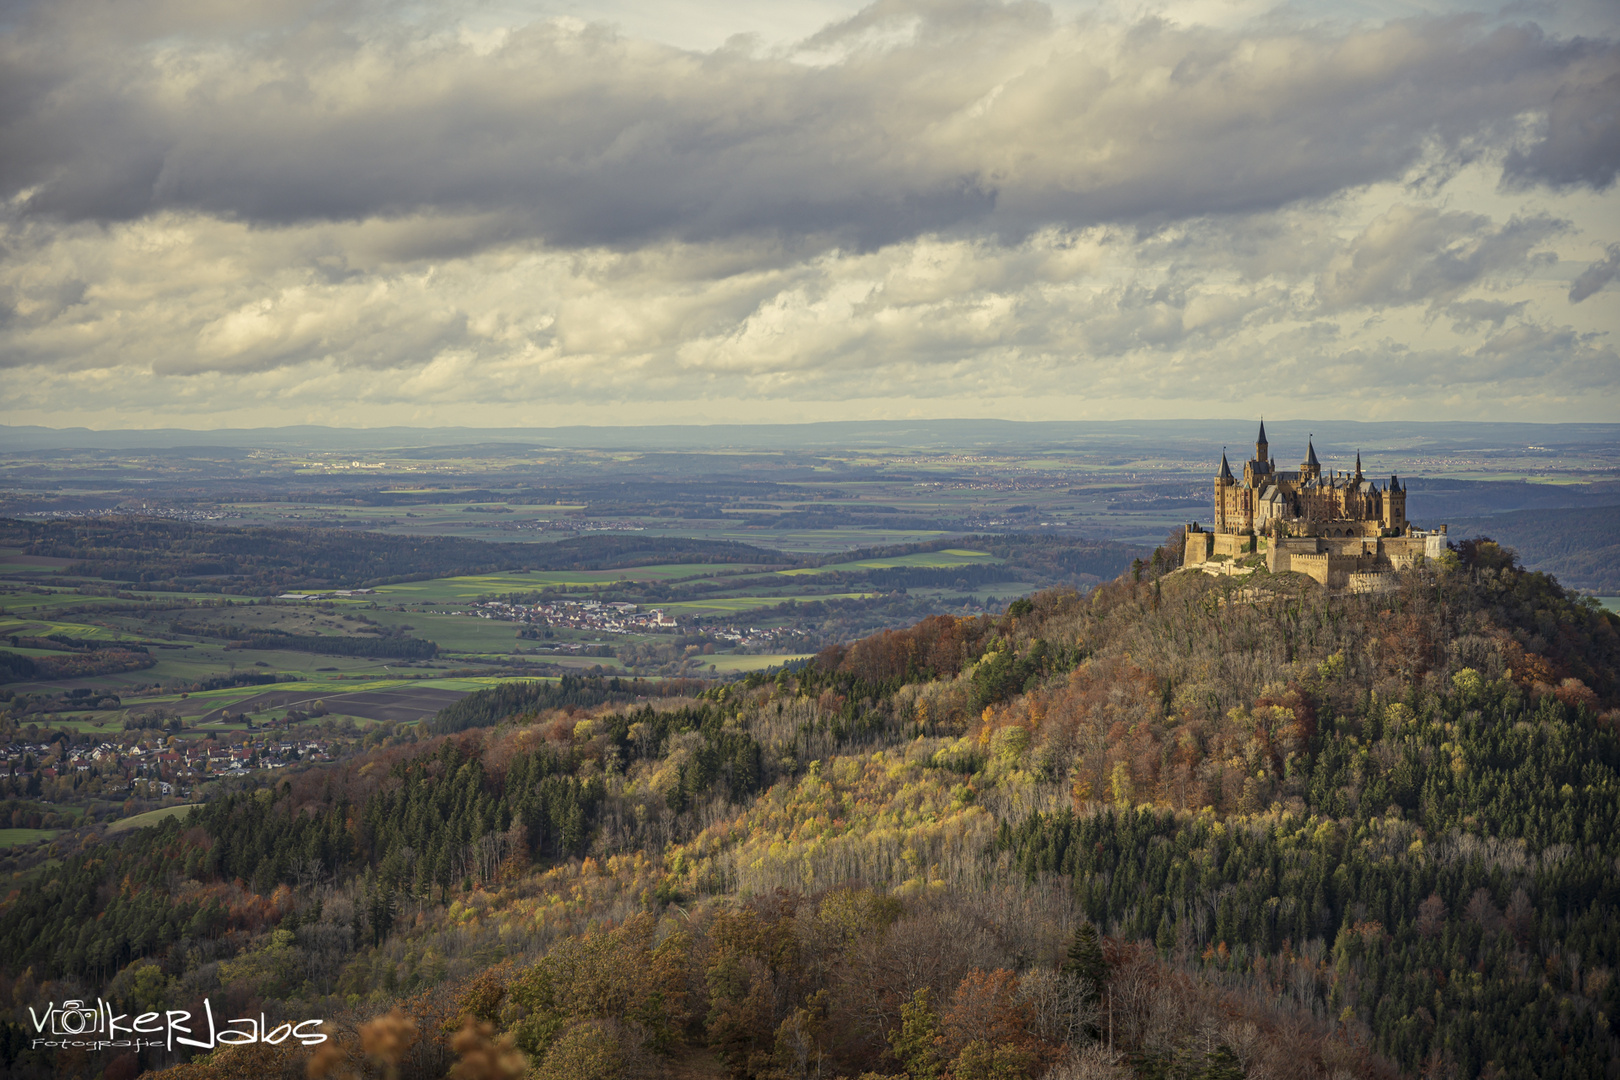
[[3, 731, 334, 806]]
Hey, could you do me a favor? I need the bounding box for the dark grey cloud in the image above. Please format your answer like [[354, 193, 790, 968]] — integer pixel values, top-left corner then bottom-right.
[[0, 1, 1615, 252], [1503, 58, 1620, 189], [1444, 298, 1528, 330], [1569, 242, 1620, 301]]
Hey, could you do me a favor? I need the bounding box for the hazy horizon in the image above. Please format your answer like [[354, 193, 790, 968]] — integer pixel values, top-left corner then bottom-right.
[[6, 416, 1620, 453]]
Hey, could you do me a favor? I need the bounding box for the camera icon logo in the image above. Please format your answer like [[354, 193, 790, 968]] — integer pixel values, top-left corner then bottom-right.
[[53, 1001, 103, 1036]]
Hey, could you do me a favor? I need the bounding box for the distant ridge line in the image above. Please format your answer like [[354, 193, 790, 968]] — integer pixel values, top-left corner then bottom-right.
[[3, 419, 1618, 453]]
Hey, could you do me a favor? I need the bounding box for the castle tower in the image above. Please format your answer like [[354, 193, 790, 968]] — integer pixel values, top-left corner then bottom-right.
[[1383, 474, 1407, 531], [1354, 451, 1363, 481], [1243, 419, 1275, 488], [1301, 440, 1321, 483], [1215, 452, 1236, 532]]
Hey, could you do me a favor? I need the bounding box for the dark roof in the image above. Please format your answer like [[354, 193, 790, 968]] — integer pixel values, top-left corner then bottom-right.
[[1305, 440, 1320, 466], [1219, 453, 1235, 482], [1257, 419, 1268, 444]]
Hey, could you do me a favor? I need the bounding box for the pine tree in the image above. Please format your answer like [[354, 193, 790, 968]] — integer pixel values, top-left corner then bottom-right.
[[1062, 922, 1108, 1001], [1156, 911, 1176, 954], [1203, 1044, 1246, 1080]]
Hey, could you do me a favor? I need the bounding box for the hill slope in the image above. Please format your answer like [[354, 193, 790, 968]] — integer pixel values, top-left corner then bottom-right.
[[1445, 504, 1620, 593], [2, 544, 1618, 1080]]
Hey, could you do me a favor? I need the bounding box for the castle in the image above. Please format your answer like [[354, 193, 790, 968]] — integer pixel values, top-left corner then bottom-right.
[[1182, 422, 1448, 590]]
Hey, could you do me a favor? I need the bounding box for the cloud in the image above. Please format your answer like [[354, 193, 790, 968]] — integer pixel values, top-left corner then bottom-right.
[[1569, 242, 1620, 302], [0, 2, 1616, 252], [1444, 298, 1528, 331], [1315, 206, 1563, 312], [1, 196, 1608, 421], [1502, 57, 1620, 189], [0, 0, 1616, 426]]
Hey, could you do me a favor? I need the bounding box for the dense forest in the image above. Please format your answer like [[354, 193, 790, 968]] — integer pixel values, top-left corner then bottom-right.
[[813, 535, 1142, 589], [1445, 505, 1620, 593], [0, 645, 155, 683], [2, 539, 1617, 1080]]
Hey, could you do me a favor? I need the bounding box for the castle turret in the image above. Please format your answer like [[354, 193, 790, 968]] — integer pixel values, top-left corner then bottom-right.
[[1215, 452, 1235, 532], [1383, 474, 1407, 531], [1354, 451, 1363, 481], [1243, 419, 1275, 488], [1301, 440, 1321, 482]]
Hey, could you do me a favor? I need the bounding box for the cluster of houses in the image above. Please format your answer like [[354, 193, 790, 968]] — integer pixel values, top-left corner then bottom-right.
[[4, 734, 334, 799], [20, 506, 243, 522], [499, 519, 648, 533], [463, 599, 679, 633], [709, 625, 812, 649], [465, 598, 810, 652]]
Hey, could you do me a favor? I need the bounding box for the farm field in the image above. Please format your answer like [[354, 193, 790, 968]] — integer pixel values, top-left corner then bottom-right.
[[779, 547, 1003, 576], [1, 518, 1138, 706], [655, 592, 876, 614], [698, 652, 812, 672], [104, 804, 200, 833], [371, 564, 763, 601]]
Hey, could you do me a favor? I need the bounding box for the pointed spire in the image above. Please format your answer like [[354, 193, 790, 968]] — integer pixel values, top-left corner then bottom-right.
[[1355, 450, 1363, 478], [1218, 452, 1235, 482], [1390, 474, 1401, 491], [1257, 418, 1268, 445], [1306, 440, 1319, 466]]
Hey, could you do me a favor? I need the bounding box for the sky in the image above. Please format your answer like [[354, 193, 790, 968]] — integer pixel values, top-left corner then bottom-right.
[[1, 0, 1617, 429]]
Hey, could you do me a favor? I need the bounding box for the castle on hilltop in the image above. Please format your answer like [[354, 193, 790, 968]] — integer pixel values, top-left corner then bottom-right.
[[1182, 422, 1448, 590]]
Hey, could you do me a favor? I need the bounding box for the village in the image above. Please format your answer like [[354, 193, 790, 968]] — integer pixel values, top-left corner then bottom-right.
[[2, 730, 335, 807], [458, 597, 813, 653], [459, 597, 680, 632]]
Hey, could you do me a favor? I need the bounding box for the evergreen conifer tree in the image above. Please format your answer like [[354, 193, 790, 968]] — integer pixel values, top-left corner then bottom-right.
[[1202, 1044, 1245, 1080], [1062, 922, 1108, 1001]]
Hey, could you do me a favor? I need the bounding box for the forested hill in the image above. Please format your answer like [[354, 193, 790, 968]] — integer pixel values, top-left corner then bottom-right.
[[3, 540, 1618, 1080], [1444, 504, 1620, 594]]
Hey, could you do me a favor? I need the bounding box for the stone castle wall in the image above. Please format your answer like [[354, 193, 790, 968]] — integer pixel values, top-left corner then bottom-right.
[[1184, 429, 1446, 590]]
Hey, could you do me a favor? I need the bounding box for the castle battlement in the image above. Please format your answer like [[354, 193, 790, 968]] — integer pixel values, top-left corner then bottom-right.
[[1182, 423, 1448, 589]]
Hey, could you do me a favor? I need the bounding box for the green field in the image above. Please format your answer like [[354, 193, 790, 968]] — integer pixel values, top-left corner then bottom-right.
[[779, 548, 1002, 576], [371, 564, 763, 601], [656, 592, 877, 614], [0, 828, 61, 848], [0, 590, 152, 616], [414, 675, 561, 691], [135, 674, 546, 707], [105, 804, 201, 834], [695, 652, 813, 673], [0, 616, 151, 642]]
